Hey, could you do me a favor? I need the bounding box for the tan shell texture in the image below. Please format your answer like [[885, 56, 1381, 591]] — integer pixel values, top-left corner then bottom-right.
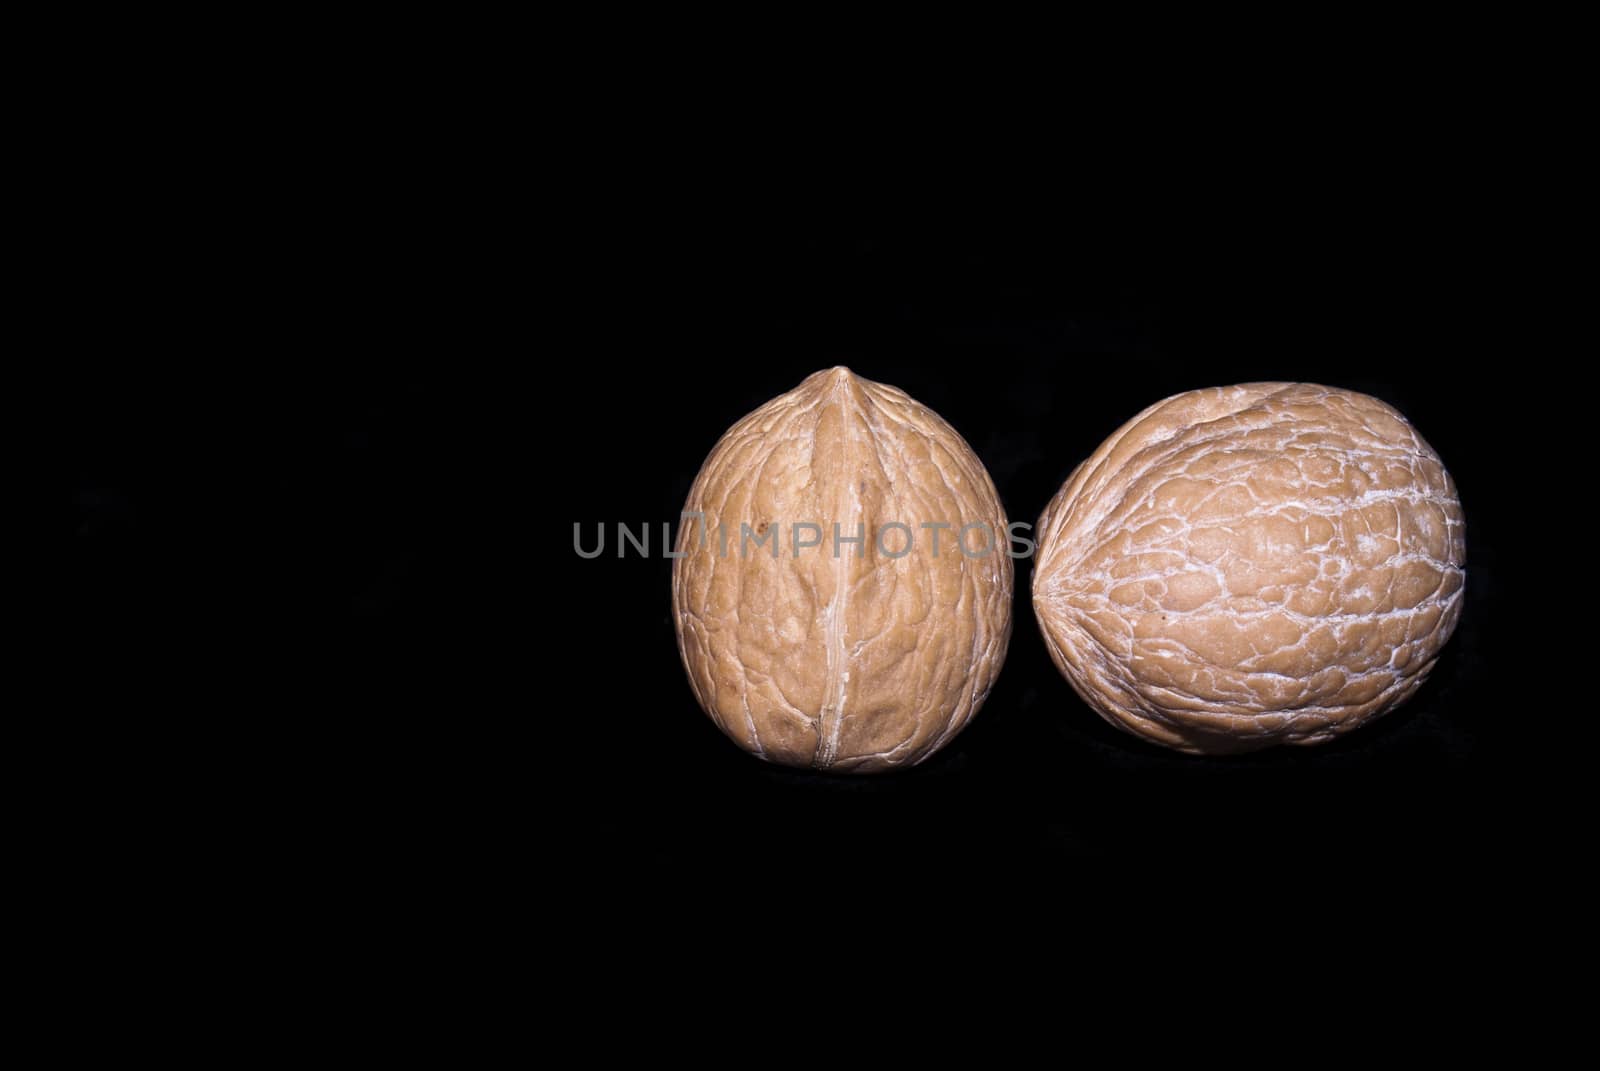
[[1032, 383, 1465, 755], [673, 368, 1013, 773]]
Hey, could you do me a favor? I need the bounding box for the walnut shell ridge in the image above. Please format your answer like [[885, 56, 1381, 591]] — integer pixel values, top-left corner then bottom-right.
[[1031, 383, 1465, 755], [673, 367, 1013, 773]]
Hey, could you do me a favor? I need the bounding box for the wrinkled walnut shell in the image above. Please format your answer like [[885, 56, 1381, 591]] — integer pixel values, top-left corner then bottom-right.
[[673, 368, 1013, 772], [1032, 383, 1465, 754]]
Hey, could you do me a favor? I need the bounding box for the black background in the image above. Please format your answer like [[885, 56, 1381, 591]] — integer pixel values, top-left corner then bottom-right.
[[69, 220, 1503, 885], [556, 227, 1502, 877]]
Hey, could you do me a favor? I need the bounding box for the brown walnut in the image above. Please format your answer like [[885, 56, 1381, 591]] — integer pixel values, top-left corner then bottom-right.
[[1032, 383, 1465, 754], [673, 367, 1013, 772]]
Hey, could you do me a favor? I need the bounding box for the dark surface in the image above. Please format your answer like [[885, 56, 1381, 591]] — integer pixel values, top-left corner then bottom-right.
[[549, 230, 1503, 874], [69, 224, 1503, 882]]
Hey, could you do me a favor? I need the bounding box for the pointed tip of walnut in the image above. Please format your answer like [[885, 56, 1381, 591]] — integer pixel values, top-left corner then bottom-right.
[[797, 365, 869, 400]]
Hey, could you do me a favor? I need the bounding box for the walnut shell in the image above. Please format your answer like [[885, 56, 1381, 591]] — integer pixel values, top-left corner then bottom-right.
[[1032, 383, 1465, 754], [673, 367, 1013, 772]]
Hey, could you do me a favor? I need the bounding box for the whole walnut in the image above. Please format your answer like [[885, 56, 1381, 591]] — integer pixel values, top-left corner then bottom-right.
[[1032, 383, 1465, 754], [673, 367, 1013, 772]]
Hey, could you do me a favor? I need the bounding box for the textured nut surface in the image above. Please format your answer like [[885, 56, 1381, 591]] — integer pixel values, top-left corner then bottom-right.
[[673, 367, 1012, 772], [1032, 383, 1465, 754]]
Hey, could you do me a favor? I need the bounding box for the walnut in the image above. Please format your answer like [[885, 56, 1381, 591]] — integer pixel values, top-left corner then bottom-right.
[[1032, 383, 1465, 754], [673, 368, 1013, 772]]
